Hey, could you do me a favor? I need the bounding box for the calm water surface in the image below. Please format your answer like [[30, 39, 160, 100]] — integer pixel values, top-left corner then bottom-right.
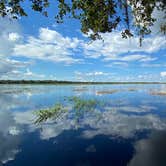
[[0, 84, 166, 166]]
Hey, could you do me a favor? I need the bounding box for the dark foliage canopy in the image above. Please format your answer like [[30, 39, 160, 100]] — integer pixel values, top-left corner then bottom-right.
[[0, 0, 165, 45]]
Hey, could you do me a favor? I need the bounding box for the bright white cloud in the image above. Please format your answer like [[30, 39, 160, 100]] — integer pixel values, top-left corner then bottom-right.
[[160, 71, 166, 77], [82, 31, 165, 61], [74, 71, 111, 81], [12, 27, 165, 67], [8, 33, 20, 42], [75, 71, 109, 76], [13, 28, 83, 64], [0, 19, 165, 80], [86, 71, 108, 76]]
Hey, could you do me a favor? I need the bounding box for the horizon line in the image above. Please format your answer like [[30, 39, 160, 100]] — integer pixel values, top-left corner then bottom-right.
[[0, 80, 166, 84]]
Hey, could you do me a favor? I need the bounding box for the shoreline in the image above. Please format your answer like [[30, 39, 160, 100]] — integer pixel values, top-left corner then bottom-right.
[[0, 80, 166, 85]]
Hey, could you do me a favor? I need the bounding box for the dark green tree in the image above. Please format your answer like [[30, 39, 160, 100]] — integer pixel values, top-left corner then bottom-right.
[[0, 0, 165, 45]]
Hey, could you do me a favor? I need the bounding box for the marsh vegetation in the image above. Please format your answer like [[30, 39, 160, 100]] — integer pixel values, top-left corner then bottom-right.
[[35, 96, 104, 124], [96, 89, 118, 95], [150, 91, 166, 96]]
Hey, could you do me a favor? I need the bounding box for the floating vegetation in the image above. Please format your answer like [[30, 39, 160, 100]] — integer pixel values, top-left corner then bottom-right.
[[68, 96, 100, 125], [35, 96, 104, 124], [35, 104, 67, 124], [96, 90, 118, 95], [72, 87, 88, 92], [127, 88, 137, 91], [150, 91, 166, 96], [68, 96, 98, 112]]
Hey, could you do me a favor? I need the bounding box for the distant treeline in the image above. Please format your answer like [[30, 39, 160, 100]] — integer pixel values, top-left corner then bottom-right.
[[0, 80, 165, 84]]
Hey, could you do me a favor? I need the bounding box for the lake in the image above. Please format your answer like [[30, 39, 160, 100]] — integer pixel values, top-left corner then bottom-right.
[[0, 84, 166, 166]]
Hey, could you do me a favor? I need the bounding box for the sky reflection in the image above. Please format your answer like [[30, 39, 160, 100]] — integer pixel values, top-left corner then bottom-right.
[[0, 84, 166, 166]]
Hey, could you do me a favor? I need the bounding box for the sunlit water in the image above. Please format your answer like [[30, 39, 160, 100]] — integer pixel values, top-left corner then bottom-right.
[[0, 84, 166, 166]]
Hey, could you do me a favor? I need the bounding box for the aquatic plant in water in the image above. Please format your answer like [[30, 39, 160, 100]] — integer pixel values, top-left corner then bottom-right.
[[68, 96, 99, 124], [35, 104, 67, 124], [35, 96, 104, 124], [68, 96, 98, 112]]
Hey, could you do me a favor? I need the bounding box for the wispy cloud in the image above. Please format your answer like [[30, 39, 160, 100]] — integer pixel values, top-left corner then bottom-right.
[[0, 68, 56, 80], [0, 58, 32, 75], [74, 71, 112, 81], [106, 62, 129, 68], [103, 54, 157, 62], [141, 63, 166, 68], [0, 58, 55, 80], [0, 17, 166, 81], [13, 28, 165, 65], [82, 31, 165, 61], [13, 28, 83, 64]]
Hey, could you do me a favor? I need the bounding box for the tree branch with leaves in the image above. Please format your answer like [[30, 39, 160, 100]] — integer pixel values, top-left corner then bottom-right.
[[0, 0, 165, 46]]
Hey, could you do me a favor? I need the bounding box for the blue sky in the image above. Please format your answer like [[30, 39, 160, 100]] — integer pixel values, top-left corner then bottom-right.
[[0, 2, 166, 82]]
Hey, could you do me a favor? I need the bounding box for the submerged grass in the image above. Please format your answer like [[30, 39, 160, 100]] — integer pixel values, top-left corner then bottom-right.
[[69, 97, 99, 122], [68, 96, 98, 111]]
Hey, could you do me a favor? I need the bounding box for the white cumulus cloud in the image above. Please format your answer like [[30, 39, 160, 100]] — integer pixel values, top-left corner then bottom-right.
[[13, 28, 83, 64], [82, 31, 165, 62], [160, 72, 166, 77]]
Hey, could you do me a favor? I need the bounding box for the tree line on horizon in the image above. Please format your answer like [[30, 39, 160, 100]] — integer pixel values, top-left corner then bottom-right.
[[0, 80, 164, 84]]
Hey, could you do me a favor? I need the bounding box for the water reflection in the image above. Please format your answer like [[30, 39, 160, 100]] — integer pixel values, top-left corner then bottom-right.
[[0, 108, 20, 165], [0, 84, 166, 166], [128, 131, 166, 166]]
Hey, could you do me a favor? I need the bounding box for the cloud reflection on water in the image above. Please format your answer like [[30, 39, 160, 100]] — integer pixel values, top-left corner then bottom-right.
[[128, 131, 166, 166], [0, 110, 20, 165], [0, 85, 166, 165]]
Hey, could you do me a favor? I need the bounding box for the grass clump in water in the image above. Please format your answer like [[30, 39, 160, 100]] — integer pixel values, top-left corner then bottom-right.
[[35, 103, 67, 124], [150, 91, 166, 96], [35, 96, 105, 124], [67, 96, 100, 126], [69, 96, 98, 112], [96, 90, 118, 95]]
